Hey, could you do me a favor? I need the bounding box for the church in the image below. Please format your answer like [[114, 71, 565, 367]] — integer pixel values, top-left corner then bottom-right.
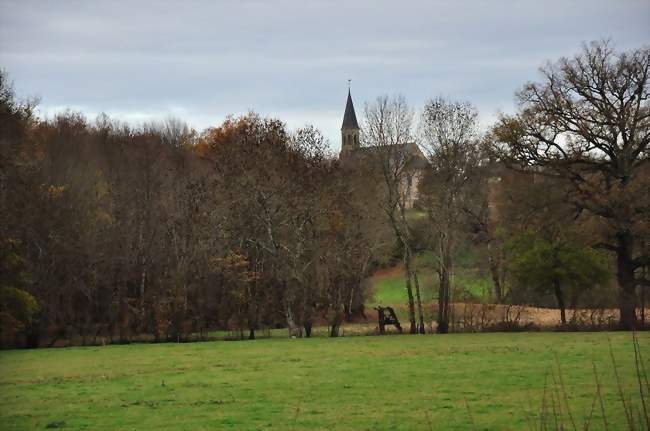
[[338, 89, 427, 208]]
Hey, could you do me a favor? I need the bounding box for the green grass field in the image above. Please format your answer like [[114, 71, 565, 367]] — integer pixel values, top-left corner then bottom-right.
[[1, 332, 648, 430], [367, 253, 493, 324], [368, 268, 491, 306]]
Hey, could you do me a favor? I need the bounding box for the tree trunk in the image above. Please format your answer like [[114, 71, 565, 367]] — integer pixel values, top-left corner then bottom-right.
[[330, 310, 342, 337], [402, 247, 417, 334], [435, 233, 453, 334], [304, 321, 312, 338], [437, 250, 451, 334], [404, 244, 424, 333], [330, 286, 344, 337], [412, 270, 425, 334], [437, 272, 449, 334], [487, 240, 502, 303], [616, 231, 637, 330], [285, 301, 298, 337], [641, 283, 646, 330], [344, 285, 355, 322], [247, 288, 259, 341], [641, 265, 646, 330], [301, 285, 314, 336], [553, 278, 566, 326]]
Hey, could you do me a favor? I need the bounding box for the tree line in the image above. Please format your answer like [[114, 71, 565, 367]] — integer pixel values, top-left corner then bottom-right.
[[0, 90, 374, 346], [1, 40, 648, 347]]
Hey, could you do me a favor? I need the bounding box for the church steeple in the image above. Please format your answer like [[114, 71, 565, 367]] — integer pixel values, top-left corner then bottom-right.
[[340, 87, 360, 158], [342, 89, 359, 130]]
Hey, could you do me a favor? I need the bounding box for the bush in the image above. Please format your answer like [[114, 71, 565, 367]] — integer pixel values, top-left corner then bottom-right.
[[0, 286, 40, 345]]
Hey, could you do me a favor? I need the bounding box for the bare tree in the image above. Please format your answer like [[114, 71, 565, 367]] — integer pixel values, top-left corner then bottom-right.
[[144, 117, 194, 149], [363, 95, 425, 334], [493, 41, 650, 329], [420, 96, 481, 333]]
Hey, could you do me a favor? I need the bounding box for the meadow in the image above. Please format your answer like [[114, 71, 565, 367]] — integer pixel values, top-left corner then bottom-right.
[[1, 332, 648, 430], [367, 252, 497, 326]]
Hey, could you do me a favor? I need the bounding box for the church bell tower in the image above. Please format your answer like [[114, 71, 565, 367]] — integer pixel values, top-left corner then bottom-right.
[[340, 88, 360, 158]]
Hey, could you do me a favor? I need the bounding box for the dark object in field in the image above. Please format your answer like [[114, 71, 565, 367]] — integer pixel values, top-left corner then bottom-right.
[[375, 306, 402, 334], [45, 420, 66, 428]]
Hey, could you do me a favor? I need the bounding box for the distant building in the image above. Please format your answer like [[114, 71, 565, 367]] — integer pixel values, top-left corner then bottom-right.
[[338, 89, 427, 208], [340, 89, 361, 158]]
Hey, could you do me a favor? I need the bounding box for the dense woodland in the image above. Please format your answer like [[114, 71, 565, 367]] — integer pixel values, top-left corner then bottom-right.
[[1, 41, 648, 348]]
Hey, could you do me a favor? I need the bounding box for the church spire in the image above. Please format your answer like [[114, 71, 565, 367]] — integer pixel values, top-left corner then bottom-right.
[[340, 86, 360, 158], [341, 89, 360, 130]]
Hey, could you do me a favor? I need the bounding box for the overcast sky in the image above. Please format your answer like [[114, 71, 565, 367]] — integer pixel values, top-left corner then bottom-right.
[[1, 0, 648, 150]]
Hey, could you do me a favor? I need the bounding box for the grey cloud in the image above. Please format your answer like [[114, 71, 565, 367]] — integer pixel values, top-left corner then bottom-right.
[[1, 0, 648, 149]]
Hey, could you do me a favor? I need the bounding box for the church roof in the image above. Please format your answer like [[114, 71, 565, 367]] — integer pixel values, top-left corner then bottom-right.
[[341, 90, 360, 130], [343, 142, 429, 169]]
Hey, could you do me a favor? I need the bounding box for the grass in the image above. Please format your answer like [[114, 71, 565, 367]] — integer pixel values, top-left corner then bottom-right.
[[368, 268, 492, 306], [367, 254, 493, 309], [366, 258, 495, 324], [368, 266, 429, 307], [1, 332, 648, 430]]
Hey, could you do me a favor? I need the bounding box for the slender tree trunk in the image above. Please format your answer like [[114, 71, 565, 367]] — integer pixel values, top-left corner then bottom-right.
[[284, 282, 298, 337], [285, 308, 297, 337], [641, 284, 646, 330], [616, 231, 637, 330], [437, 267, 450, 334], [300, 278, 314, 336], [387, 211, 417, 334], [405, 244, 425, 333], [487, 240, 502, 303], [641, 265, 646, 330], [303, 298, 313, 338], [553, 278, 566, 326], [304, 321, 312, 338], [344, 285, 355, 322], [302, 282, 313, 339], [412, 270, 425, 334], [402, 244, 417, 334], [437, 236, 452, 334], [247, 282, 258, 341], [330, 305, 342, 337]]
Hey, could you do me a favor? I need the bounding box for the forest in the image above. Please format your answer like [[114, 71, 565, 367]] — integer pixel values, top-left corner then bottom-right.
[[1, 41, 648, 348]]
